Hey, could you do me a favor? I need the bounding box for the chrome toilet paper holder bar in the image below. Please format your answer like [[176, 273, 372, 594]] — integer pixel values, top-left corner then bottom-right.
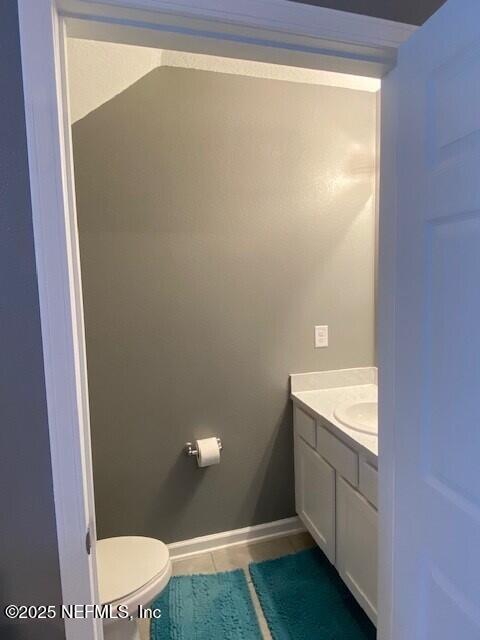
[[185, 437, 223, 457]]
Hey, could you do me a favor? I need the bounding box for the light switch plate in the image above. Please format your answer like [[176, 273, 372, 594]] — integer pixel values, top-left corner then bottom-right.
[[315, 325, 329, 348]]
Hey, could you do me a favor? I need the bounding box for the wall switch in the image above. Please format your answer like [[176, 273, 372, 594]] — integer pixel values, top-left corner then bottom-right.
[[314, 325, 329, 348]]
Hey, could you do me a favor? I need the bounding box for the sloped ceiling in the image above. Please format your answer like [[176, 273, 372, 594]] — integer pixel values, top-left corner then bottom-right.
[[67, 39, 380, 124]]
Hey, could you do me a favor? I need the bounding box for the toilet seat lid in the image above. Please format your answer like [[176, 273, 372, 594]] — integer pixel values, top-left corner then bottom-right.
[[96, 536, 170, 604]]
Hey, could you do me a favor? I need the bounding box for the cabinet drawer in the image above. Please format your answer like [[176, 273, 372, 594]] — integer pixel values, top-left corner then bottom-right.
[[359, 458, 378, 508], [316, 423, 358, 486], [294, 405, 316, 448]]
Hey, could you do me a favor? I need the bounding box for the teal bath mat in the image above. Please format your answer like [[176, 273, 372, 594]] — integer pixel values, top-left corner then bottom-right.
[[249, 548, 376, 639], [150, 569, 262, 639]]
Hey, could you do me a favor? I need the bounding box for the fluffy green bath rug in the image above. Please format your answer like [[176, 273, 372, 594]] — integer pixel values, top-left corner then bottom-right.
[[249, 548, 376, 639], [150, 569, 262, 639]]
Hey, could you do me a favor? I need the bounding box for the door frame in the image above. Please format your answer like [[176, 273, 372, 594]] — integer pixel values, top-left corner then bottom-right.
[[16, 1, 414, 638]]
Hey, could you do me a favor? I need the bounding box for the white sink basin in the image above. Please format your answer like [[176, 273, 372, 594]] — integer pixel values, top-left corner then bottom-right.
[[334, 401, 378, 435]]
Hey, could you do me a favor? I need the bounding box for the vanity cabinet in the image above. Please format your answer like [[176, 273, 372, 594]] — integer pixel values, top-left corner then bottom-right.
[[293, 404, 378, 624], [294, 432, 335, 563]]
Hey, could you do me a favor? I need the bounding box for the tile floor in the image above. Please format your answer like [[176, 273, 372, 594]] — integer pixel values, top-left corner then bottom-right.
[[139, 531, 315, 639]]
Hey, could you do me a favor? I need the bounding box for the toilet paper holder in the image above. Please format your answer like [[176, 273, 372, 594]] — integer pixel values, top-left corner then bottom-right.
[[185, 437, 223, 457]]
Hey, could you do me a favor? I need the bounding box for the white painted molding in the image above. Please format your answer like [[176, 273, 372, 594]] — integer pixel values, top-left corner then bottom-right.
[[61, 0, 417, 49], [61, 0, 416, 79], [17, 2, 102, 638], [168, 517, 305, 559]]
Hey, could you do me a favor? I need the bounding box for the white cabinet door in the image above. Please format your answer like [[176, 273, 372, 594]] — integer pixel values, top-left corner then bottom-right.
[[294, 433, 335, 563], [336, 476, 378, 624]]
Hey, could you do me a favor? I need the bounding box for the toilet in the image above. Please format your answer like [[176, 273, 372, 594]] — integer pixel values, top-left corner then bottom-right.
[[96, 536, 172, 640]]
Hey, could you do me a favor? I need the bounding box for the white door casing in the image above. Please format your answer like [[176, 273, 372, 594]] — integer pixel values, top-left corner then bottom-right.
[[19, 0, 469, 639], [17, 4, 410, 639], [17, 2, 102, 639], [380, 0, 480, 638], [19, 0, 409, 636]]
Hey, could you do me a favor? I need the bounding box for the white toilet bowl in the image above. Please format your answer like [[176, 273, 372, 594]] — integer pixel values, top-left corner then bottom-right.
[[96, 536, 172, 640]]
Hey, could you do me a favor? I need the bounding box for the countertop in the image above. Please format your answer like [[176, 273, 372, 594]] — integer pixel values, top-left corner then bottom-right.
[[290, 368, 378, 461]]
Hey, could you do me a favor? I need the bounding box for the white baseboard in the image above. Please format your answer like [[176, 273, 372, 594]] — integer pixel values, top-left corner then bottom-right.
[[168, 516, 305, 560]]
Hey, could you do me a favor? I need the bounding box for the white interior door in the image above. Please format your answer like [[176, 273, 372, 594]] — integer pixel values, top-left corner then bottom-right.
[[380, 0, 480, 638]]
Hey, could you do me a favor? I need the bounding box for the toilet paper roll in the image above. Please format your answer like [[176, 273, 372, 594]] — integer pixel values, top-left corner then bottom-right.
[[196, 437, 221, 468]]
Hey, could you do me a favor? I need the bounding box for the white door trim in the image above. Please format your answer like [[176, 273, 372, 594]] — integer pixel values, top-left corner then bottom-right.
[[377, 71, 398, 640], [17, 2, 102, 639], [17, 1, 410, 639], [58, 0, 416, 79], [59, 0, 416, 49]]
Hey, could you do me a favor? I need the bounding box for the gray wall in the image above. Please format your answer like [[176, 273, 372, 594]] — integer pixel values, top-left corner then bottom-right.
[[0, 2, 64, 638], [73, 67, 376, 543], [289, 0, 446, 25]]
